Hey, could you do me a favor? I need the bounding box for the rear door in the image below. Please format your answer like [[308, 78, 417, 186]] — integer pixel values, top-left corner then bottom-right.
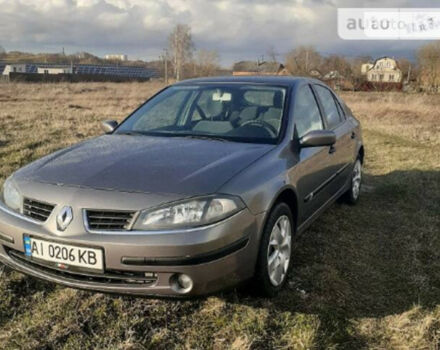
[[312, 84, 354, 196]]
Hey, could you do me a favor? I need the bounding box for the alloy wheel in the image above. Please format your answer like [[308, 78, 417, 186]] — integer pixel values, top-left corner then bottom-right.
[[267, 215, 292, 286], [352, 159, 362, 200]]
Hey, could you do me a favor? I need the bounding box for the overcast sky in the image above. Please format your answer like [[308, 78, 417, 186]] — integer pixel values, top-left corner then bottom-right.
[[0, 0, 438, 66]]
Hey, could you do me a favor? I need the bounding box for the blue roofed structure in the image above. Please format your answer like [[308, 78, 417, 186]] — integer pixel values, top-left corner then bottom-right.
[[1, 62, 159, 80]]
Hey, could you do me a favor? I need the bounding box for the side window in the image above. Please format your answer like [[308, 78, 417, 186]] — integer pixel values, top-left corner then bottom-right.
[[293, 85, 324, 137], [314, 85, 342, 129]]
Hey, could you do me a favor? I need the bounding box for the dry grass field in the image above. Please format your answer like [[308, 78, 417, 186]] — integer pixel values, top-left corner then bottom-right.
[[0, 82, 439, 349]]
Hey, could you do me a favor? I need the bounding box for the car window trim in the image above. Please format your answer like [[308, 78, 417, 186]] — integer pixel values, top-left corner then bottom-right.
[[309, 83, 329, 130], [292, 83, 326, 138], [332, 93, 346, 121], [311, 83, 344, 131]]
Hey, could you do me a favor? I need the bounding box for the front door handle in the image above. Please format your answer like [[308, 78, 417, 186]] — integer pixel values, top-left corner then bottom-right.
[[329, 145, 336, 154]]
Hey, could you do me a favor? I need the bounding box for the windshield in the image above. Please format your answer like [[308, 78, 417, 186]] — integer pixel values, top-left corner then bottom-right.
[[115, 84, 287, 144]]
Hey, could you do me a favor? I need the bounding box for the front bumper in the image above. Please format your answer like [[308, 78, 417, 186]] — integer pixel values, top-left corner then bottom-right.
[[0, 203, 264, 296]]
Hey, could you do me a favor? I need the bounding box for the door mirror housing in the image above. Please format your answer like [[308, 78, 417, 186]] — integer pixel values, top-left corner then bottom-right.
[[299, 130, 336, 147], [101, 120, 118, 134]]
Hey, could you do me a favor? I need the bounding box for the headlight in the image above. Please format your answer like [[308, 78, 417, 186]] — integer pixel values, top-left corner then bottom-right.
[[133, 195, 245, 230], [1, 176, 22, 212]]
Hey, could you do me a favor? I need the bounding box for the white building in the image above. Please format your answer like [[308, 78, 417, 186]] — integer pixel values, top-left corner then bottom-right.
[[37, 66, 73, 74], [362, 57, 403, 83], [2, 64, 27, 76], [105, 54, 128, 61]]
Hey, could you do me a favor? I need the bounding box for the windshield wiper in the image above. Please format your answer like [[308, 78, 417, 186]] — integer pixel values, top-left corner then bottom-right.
[[179, 134, 231, 142], [117, 131, 232, 142], [116, 131, 146, 136]]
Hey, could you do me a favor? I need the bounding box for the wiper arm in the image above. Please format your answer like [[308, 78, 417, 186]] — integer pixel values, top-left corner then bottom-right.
[[116, 131, 146, 136], [180, 134, 231, 142]]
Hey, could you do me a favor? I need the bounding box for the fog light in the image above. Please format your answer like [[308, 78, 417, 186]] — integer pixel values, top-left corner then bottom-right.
[[170, 273, 193, 294]]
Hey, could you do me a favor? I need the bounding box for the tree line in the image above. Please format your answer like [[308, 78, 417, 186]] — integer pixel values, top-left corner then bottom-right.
[[166, 23, 440, 92], [3, 23, 440, 91]]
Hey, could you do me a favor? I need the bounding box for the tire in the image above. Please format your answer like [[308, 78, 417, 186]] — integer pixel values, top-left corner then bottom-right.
[[343, 158, 362, 205], [254, 202, 294, 297]]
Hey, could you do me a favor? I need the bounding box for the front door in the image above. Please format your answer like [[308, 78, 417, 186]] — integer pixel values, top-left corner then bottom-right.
[[288, 84, 335, 224]]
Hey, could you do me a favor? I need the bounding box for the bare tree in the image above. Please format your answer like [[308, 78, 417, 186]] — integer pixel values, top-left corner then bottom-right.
[[195, 49, 220, 77], [266, 45, 278, 63], [397, 58, 414, 84], [418, 42, 440, 92], [322, 55, 353, 77], [285, 46, 322, 75], [168, 24, 195, 81]]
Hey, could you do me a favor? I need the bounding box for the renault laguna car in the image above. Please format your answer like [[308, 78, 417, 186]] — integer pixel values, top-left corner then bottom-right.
[[0, 76, 363, 296]]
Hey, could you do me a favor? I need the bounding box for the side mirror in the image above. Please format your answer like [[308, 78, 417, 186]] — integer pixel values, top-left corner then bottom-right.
[[299, 130, 336, 147], [101, 120, 118, 134]]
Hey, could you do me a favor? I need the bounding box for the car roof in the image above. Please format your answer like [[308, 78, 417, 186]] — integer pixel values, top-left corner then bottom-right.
[[174, 76, 321, 87]]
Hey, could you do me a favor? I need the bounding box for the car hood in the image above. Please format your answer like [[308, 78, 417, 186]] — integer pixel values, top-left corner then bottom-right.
[[16, 135, 273, 196]]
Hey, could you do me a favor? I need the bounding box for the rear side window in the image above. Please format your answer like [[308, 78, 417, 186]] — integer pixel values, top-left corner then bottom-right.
[[314, 85, 342, 129], [293, 85, 324, 137]]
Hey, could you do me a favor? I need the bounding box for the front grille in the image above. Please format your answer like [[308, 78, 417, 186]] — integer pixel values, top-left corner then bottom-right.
[[23, 198, 55, 222], [6, 248, 157, 286], [85, 210, 136, 231]]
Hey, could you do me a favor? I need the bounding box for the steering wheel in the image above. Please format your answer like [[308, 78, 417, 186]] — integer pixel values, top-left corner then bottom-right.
[[240, 120, 278, 137], [195, 104, 208, 119]]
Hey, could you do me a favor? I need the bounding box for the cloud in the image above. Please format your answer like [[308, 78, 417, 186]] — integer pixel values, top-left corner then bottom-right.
[[0, 0, 434, 65]]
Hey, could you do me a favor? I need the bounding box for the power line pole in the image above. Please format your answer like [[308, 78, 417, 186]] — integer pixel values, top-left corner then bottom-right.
[[305, 49, 309, 73], [163, 49, 168, 85]]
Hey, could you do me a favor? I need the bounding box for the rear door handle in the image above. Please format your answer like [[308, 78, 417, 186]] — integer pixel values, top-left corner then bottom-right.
[[329, 145, 336, 154]]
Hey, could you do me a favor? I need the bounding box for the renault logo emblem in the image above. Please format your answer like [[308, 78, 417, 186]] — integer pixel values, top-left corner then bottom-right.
[[56, 206, 73, 231]]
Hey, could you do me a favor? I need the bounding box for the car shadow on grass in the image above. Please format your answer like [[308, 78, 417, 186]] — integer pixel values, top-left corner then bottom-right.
[[0, 169, 438, 348], [227, 169, 440, 347]]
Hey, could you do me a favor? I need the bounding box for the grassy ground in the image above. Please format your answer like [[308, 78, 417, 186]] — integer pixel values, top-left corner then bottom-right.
[[0, 82, 439, 349]]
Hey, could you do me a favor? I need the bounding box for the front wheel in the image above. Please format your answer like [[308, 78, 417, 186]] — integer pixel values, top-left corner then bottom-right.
[[254, 203, 293, 297], [343, 158, 362, 205]]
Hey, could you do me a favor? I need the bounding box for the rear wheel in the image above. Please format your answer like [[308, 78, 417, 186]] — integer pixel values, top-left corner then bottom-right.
[[254, 203, 293, 297], [344, 158, 362, 204]]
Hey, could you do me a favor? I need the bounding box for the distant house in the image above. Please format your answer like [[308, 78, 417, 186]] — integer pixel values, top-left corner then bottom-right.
[[323, 70, 344, 80], [37, 65, 73, 74], [322, 70, 353, 91], [362, 57, 402, 83], [233, 61, 291, 76], [2, 63, 27, 76], [308, 69, 322, 78], [105, 54, 128, 61], [361, 63, 373, 75]]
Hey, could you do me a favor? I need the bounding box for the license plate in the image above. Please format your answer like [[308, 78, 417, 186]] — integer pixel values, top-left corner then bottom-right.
[[24, 236, 104, 272]]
